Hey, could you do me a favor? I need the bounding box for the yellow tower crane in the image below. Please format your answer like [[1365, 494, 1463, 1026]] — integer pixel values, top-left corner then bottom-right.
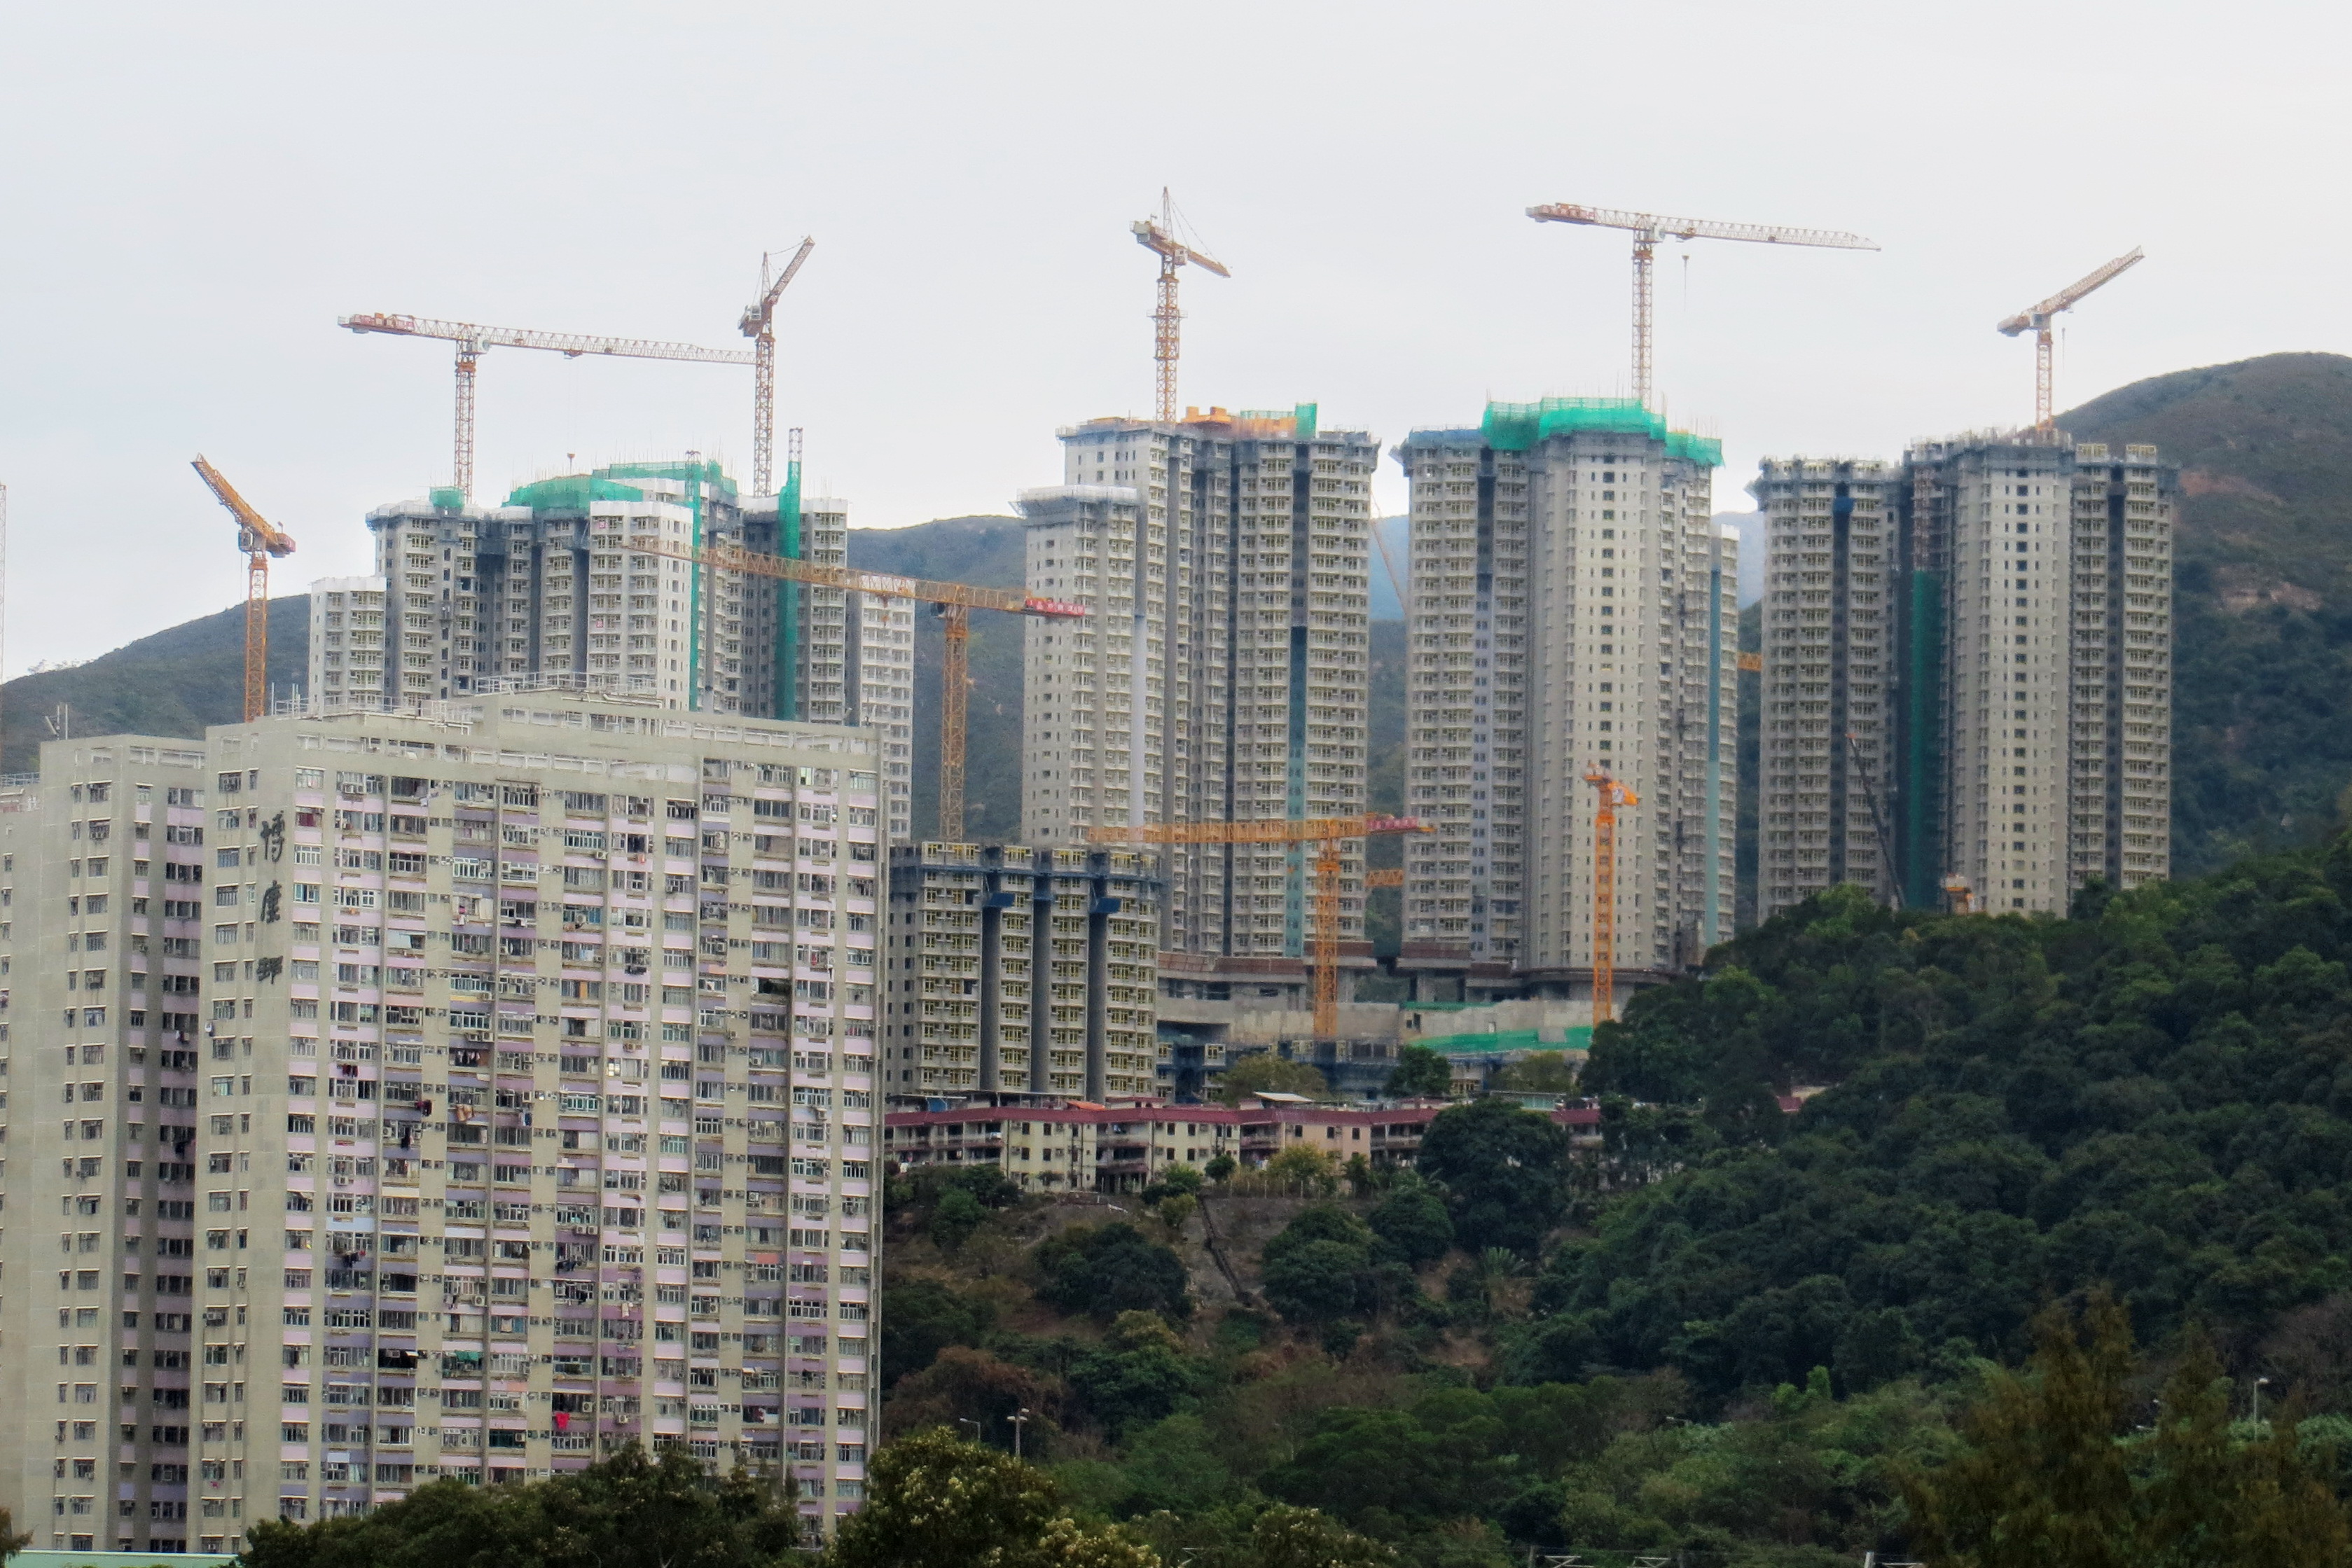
[[1091, 814, 1432, 1041], [191, 457, 298, 722], [1584, 768, 1638, 1024], [1132, 189, 1230, 424], [621, 532, 1088, 840]]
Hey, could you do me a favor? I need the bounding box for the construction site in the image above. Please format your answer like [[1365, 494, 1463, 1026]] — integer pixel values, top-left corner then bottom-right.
[[79, 194, 2180, 1113]]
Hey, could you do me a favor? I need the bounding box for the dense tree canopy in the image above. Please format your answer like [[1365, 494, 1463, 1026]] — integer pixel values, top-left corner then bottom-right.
[[1037, 1223, 1192, 1321], [1535, 842, 2352, 1397], [1416, 1098, 1572, 1256], [240, 1444, 805, 1568]]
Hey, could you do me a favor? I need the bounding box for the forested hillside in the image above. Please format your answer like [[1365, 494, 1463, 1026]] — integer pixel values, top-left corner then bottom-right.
[[878, 830, 2352, 1563]]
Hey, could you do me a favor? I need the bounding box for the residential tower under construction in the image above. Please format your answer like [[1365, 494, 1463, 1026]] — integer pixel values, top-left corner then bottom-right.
[[1395, 398, 1739, 1003]]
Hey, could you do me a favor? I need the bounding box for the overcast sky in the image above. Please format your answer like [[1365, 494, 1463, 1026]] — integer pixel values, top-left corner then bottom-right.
[[2, 0, 2341, 665]]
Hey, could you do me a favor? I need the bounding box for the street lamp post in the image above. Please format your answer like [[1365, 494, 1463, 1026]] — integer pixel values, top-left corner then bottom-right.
[[1008, 1408, 1031, 1459], [958, 1419, 982, 1443], [2253, 1377, 2273, 1424]]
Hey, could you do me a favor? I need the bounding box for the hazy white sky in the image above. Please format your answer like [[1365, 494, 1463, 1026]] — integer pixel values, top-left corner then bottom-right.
[[3, 0, 2342, 664]]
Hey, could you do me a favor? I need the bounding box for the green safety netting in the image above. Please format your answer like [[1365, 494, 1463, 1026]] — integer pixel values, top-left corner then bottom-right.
[[502, 473, 646, 510], [603, 459, 737, 499], [1480, 397, 1720, 467], [504, 459, 738, 513], [1414, 1025, 1596, 1056], [429, 485, 466, 512], [1234, 403, 1320, 439]]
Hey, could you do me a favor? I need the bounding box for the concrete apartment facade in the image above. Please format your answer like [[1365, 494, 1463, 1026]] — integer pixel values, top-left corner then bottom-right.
[[1752, 459, 1899, 913], [884, 1097, 1448, 1192], [880, 842, 1162, 1104], [0, 737, 214, 1554], [1395, 400, 1738, 1002], [1018, 406, 1380, 1016], [0, 695, 888, 1551], [307, 462, 913, 842], [1755, 435, 2174, 919]]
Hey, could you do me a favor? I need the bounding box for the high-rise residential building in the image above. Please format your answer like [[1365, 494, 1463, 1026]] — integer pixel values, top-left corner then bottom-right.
[[1395, 400, 1738, 1003], [0, 694, 888, 1551], [1755, 435, 2174, 919], [1017, 405, 1378, 1015], [0, 736, 214, 1555], [880, 842, 1162, 1105], [307, 463, 913, 841], [1751, 458, 1899, 914]]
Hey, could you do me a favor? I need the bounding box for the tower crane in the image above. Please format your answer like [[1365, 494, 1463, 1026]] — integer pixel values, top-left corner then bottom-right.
[[1998, 247, 2144, 431], [1091, 814, 1433, 1041], [1584, 768, 1638, 1024], [621, 532, 1088, 841], [1132, 189, 1231, 424], [740, 239, 815, 494], [338, 313, 753, 502], [1526, 203, 1878, 410], [190, 457, 298, 722]]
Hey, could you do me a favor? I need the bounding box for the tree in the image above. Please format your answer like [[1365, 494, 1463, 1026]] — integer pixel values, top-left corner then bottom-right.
[[1383, 1043, 1451, 1099], [878, 1277, 997, 1388], [1204, 1152, 1237, 1181], [1218, 1055, 1328, 1104], [1495, 1052, 1578, 1095], [1246, 1504, 1396, 1568], [1263, 1239, 1368, 1324], [1071, 1313, 1200, 1436], [1260, 1145, 1340, 1197], [884, 1346, 1064, 1450], [833, 1428, 1154, 1568], [240, 1442, 807, 1568], [1367, 1177, 1453, 1267], [1415, 1098, 1571, 1256], [1902, 1293, 2352, 1568], [931, 1186, 988, 1252], [1142, 1164, 1205, 1203], [0, 1511, 25, 1565], [1036, 1222, 1191, 1320]]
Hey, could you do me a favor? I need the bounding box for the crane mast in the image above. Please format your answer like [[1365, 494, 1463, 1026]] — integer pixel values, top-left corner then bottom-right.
[[620, 532, 1086, 842], [339, 312, 754, 502], [190, 457, 298, 723], [1584, 769, 1638, 1023], [740, 239, 815, 494], [1131, 188, 1231, 424], [1527, 202, 1878, 410], [1091, 814, 1432, 1040], [1997, 247, 2144, 431]]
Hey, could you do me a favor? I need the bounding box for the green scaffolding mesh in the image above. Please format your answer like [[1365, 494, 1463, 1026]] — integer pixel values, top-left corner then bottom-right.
[[501, 473, 646, 511], [602, 459, 737, 499], [1479, 397, 1720, 466]]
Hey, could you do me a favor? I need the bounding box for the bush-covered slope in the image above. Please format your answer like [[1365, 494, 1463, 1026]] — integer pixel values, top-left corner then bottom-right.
[[1570, 835, 2352, 1396]]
